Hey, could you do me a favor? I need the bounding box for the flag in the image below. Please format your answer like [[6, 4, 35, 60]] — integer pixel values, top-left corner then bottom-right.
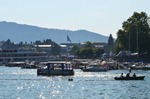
[[67, 35, 72, 42]]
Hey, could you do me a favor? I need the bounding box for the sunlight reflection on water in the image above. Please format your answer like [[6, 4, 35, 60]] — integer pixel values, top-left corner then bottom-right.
[[0, 66, 150, 99]]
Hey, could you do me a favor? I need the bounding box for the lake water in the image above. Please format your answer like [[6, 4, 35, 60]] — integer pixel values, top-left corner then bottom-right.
[[0, 66, 150, 99]]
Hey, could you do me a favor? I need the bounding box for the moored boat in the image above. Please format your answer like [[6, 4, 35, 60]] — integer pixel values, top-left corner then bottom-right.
[[81, 63, 108, 72], [114, 76, 145, 80], [21, 61, 39, 69], [5, 61, 26, 67], [81, 66, 107, 72]]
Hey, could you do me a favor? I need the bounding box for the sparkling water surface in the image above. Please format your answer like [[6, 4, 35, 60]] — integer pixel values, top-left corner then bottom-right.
[[0, 66, 150, 99]]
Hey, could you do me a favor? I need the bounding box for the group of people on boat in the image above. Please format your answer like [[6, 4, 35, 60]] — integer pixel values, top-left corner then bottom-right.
[[120, 69, 136, 78]]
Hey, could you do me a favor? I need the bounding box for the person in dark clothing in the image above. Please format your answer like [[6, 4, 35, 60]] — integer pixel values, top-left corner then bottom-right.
[[133, 73, 136, 77], [120, 73, 123, 77], [129, 68, 131, 73], [126, 73, 130, 77]]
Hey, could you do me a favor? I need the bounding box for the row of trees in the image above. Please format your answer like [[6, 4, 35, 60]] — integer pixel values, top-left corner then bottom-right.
[[115, 12, 150, 58], [1, 36, 114, 59], [1, 39, 31, 49], [1, 39, 61, 55], [70, 41, 105, 59], [1, 39, 107, 59]]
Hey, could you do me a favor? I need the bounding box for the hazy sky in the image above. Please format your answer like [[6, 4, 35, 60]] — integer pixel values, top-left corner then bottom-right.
[[0, 0, 150, 38]]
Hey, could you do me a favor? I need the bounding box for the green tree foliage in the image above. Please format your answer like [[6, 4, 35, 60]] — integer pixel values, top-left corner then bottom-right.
[[93, 48, 104, 58], [70, 45, 79, 55], [2, 39, 16, 49], [115, 30, 128, 52], [34, 40, 42, 45], [78, 41, 94, 58], [108, 34, 114, 46], [78, 48, 93, 58], [84, 41, 93, 48], [108, 34, 115, 53], [115, 12, 150, 57], [74, 41, 104, 59], [51, 43, 61, 55]]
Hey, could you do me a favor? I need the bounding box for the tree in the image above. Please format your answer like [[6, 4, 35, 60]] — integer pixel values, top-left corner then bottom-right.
[[34, 40, 42, 45], [108, 34, 115, 53], [78, 48, 93, 58], [108, 34, 114, 46], [93, 48, 104, 58], [84, 41, 93, 48], [70, 45, 79, 55], [44, 39, 52, 44], [51, 43, 61, 55], [77, 41, 94, 58], [115, 29, 128, 53], [2, 39, 16, 49], [115, 12, 150, 57]]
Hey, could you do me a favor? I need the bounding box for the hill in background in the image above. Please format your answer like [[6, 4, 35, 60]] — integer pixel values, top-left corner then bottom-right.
[[0, 21, 108, 44]]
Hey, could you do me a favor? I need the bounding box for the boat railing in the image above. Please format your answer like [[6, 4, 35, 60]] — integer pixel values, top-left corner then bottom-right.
[[40, 61, 73, 70]]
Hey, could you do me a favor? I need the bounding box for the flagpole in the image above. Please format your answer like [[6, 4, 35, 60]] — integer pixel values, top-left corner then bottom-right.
[[67, 36, 68, 57]]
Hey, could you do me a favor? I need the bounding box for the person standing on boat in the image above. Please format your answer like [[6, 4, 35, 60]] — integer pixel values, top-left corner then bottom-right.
[[129, 68, 131, 73], [120, 73, 123, 77]]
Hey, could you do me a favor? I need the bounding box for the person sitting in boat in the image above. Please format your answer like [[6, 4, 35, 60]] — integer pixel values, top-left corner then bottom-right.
[[120, 73, 123, 77], [129, 68, 131, 73], [133, 73, 136, 77], [126, 73, 130, 77]]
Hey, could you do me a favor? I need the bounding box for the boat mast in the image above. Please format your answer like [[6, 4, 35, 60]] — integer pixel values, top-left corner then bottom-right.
[[136, 28, 139, 57], [129, 31, 130, 51]]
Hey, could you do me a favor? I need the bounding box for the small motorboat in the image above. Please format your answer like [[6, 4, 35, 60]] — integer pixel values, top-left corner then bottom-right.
[[114, 76, 145, 80]]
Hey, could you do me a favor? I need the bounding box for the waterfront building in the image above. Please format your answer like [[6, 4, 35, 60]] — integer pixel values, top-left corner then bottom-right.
[[0, 48, 48, 63]]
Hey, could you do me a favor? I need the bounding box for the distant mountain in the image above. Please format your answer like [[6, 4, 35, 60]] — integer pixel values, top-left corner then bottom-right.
[[0, 21, 108, 44]]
